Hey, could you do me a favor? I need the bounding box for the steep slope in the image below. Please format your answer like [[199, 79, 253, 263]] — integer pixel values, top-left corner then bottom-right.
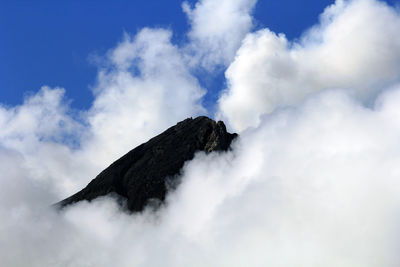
[[58, 116, 237, 212]]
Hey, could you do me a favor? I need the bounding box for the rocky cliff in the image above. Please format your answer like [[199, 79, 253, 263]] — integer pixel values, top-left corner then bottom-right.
[[58, 116, 237, 212]]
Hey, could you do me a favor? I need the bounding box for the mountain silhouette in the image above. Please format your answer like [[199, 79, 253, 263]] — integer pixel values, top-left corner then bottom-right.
[[57, 116, 237, 212]]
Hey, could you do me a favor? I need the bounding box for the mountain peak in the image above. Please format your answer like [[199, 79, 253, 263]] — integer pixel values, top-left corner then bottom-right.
[[57, 116, 237, 212]]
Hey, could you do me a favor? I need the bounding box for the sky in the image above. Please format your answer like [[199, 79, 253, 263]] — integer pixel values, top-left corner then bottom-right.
[[0, 0, 338, 111], [2, 0, 400, 266]]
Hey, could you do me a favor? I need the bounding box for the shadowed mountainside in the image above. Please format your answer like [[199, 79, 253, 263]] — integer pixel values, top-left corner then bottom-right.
[[57, 116, 237, 212]]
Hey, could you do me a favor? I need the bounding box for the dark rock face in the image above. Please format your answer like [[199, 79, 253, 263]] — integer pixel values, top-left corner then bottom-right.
[[58, 116, 237, 212]]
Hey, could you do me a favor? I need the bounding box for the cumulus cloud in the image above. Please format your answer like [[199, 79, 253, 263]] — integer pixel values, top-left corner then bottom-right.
[[2, 0, 400, 266], [183, 0, 257, 69], [3, 88, 400, 266], [167, 88, 400, 266], [0, 28, 206, 197], [82, 28, 206, 170], [218, 0, 400, 131]]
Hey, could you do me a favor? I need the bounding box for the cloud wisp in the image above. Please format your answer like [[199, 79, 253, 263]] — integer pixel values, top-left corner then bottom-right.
[[1, 0, 400, 266], [183, 0, 257, 69]]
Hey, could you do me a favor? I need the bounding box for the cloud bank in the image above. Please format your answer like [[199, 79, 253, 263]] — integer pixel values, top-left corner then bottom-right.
[[1, 0, 400, 266], [218, 0, 400, 131]]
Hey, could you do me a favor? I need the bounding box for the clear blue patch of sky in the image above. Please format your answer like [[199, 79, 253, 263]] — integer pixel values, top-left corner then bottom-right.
[[0, 0, 398, 112], [0, 0, 188, 109]]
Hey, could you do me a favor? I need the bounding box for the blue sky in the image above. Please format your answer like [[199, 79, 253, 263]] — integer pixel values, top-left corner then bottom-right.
[[0, 0, 341, 110]]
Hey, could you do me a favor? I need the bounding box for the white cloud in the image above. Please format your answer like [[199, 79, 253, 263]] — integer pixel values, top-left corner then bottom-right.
[[167, 88, 400, 265], [218, 0, 400, 131], [183, 0, 257, 69], [2, 88, 400, 266], [82, 28, 206, 170], [0, 28, 206, 198]]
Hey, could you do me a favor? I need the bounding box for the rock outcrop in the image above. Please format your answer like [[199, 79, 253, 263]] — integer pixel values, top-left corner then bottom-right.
[[57, 116, 237, 212]]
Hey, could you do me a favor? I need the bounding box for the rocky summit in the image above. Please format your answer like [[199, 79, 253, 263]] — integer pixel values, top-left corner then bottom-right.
[[57, 116, 237, 212]]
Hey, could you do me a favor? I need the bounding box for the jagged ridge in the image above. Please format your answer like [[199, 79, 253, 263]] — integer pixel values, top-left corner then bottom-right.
[[58, 116, 237, 212]]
